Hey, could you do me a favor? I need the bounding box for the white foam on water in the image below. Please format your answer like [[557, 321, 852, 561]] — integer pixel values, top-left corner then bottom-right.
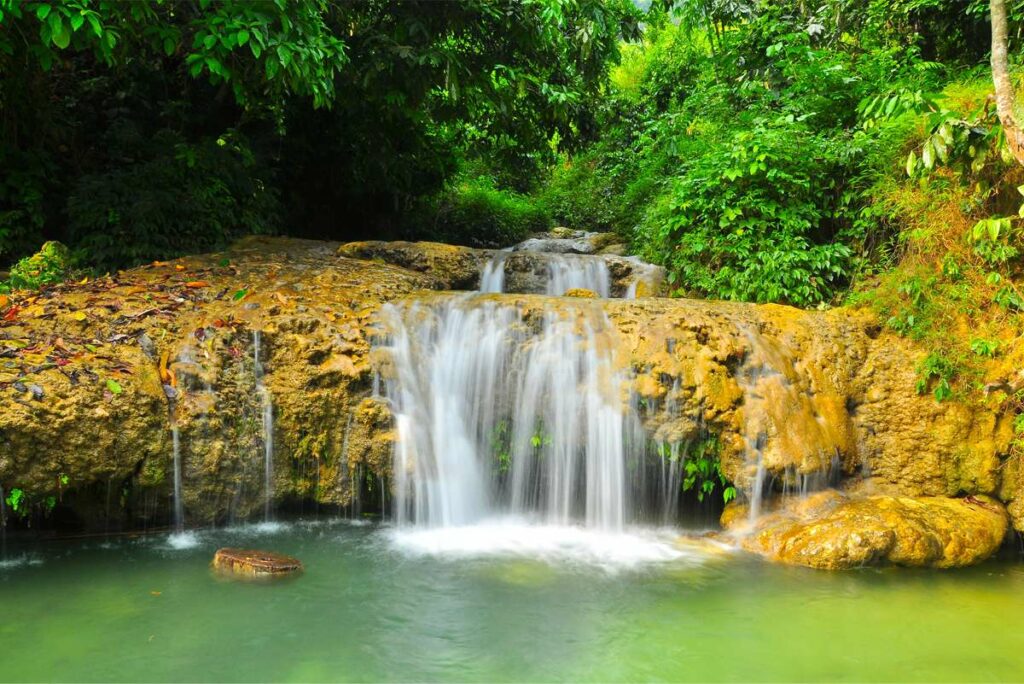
[[385, 517, 706, 571], [165, 531, 201, 550], [0, 555, 43, 570], [249, 520, 286, 534]]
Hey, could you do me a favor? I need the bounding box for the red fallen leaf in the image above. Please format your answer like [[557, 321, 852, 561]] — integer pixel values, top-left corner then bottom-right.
[[184, 281, 208, 288], [212, 319, 227, 328], [228, 346, 242, 358], [3, 306, 20, 322]]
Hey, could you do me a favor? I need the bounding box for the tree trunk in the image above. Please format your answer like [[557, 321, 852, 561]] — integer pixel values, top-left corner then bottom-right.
[[991, 0, 1024, 165]]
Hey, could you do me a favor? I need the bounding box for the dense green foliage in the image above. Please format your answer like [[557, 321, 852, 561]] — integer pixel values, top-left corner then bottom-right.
[[0, 0, 639, 271], [2, 2, 1022, 422], [538, 1, 1023, 310], [416, 173, 551, 248]]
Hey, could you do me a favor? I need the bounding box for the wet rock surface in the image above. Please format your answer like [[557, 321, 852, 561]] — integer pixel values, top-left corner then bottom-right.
[[722, 490, 1009, 569], [0, 236, 1017, 548]]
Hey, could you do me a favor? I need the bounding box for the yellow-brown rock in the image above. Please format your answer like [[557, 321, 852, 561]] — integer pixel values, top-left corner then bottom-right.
[[0, 237, 1016, 534], [723, 491, 1009, 569], [563, 288, 598, 299], [212, 548, 302, 577]]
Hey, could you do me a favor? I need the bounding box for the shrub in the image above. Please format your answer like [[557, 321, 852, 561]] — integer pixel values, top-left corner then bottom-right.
[[636, 121, 855, 307], [416, 175, 550, 248], [540, 154, 622, 233], [66, 125, 279, 271], [4, 240, 74, 291]]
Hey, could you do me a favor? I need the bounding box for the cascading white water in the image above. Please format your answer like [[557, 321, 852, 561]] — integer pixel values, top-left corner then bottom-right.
[[0, 484, 6, 556], [171, 423, 184, 533], [379, 295, 636, 531], [253, 331, 274, 522], [545, 257, 610, 297], [479, 251, 508, 294], [478, 252, 611, 297]]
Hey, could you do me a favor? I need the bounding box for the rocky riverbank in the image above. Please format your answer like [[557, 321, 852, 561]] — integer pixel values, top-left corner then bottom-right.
[[0, 236, 1020, 569]]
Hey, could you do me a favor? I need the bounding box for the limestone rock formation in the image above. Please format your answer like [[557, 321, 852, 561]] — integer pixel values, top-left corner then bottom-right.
[[721, 490, 1009, 569], [0, 237, 1018, 547]]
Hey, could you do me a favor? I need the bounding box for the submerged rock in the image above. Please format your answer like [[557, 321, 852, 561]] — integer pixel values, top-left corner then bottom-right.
[[212, 548, 303, 577], [723, 491, 1009, 569]]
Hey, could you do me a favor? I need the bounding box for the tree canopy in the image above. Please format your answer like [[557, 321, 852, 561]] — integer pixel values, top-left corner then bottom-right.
[[0, 0, 640, 266]]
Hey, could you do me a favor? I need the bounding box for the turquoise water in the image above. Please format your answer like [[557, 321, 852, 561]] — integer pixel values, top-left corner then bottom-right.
[[1, 519, 1023, 682]]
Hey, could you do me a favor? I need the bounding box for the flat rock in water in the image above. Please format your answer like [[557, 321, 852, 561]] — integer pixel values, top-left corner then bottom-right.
[[212, 548, 303, 577]]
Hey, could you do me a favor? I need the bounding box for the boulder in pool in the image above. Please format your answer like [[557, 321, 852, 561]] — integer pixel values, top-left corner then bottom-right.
[[723, 490, 1008, 570], [212, 548, 303, 577]]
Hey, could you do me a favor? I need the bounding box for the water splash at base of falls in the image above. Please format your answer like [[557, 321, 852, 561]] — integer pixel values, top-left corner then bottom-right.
[[386, 517, 711, 571]]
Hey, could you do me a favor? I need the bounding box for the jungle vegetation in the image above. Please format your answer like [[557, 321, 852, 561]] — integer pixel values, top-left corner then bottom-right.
[[1, 0, 1022, 350]]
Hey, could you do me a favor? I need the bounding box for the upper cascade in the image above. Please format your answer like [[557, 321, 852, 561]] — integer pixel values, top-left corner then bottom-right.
[[479, 229, 663, 298]]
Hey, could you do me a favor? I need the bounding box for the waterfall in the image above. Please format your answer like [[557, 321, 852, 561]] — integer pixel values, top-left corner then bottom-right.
[[479, 251, 508, 293], [1, 484, 6, 557], [171, 422, 184, 533], [478, 252, 610, 297], [253, 331, 274, 522], [545, 256, 610, 297], [379, 295, 642, 531]]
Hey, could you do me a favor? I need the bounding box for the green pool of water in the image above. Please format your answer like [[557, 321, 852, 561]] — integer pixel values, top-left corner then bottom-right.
[[1, 519, 1022, 682]]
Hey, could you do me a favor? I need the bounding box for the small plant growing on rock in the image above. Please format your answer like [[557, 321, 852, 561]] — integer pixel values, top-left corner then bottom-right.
[[916, 352, 958, 402], [682, 437, 736, 504]]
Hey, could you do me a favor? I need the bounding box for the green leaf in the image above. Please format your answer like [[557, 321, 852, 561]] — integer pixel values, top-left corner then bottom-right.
[[36, 4, 51, 20], [236, 30, 249, 47], [232, 288, 248, 301], [106, 379, 123, 394], [51, 19, 70, 49], [6, 488, 24, 512], [905, 151, 916, 177], [922, 140, 934, 169]]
